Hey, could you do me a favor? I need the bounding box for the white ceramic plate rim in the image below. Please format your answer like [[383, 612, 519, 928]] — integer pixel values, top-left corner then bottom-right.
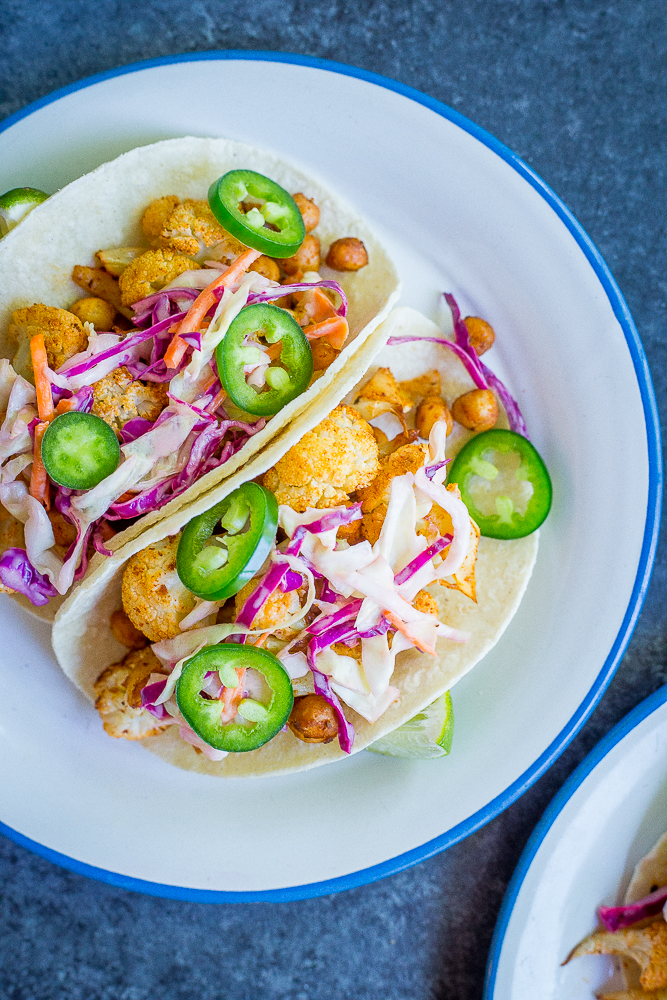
[[483, 683, 667, 998], [0, 51, 661, 903]]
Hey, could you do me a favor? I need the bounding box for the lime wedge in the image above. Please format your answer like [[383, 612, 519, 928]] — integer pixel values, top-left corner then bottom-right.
[[367, 691, 454, 759], [0, 187, 49, 236]]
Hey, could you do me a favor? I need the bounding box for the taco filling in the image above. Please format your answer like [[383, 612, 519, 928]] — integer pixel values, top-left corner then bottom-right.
[[92, 303, 550, 763], [0, 174, 369, 607], [566, 831, 667, 997]]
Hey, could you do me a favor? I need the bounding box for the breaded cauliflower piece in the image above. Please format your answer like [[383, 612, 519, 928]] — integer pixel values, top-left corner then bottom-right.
[[359, 441, 429, 545], [8, 303, 88, 379], [92, 366, 168, 437], [263, 405, 380, 511], [413, 589, 439, 617], [568, 919, 667, 992], [142, 196, 246, 261], [118, 248, 201, 307], [358, 441, 429, 515], [94, 647, 170, 740], [234, 580, 304, 638], [122, 534, 196, 642], [141, 195, 180, 245]]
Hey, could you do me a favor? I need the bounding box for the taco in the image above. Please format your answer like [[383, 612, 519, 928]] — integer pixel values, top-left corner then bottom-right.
[[52, 299, 548, 777], [567, 832, 667, 998], [0, 136, 400, 620]]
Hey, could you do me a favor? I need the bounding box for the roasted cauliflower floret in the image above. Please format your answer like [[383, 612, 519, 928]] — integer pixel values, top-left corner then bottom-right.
[[122, 534, 196, 642], [94, 647, 170, 740], [359, 441, 429, 545], [413, 589, 439, 617], [358, 442, 429, 515], [568, 919, 667, 992], [263, 405, 380, 511], [141, 195, 180, 244], [142, 195, 246, 261], [234, 580, 304, 638], [8, 303, 88, 380], [118, 248, 201, 307], [92, 366, 168, 437]]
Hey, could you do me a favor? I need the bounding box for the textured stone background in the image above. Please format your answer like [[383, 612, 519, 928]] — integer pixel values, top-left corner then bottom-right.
[[0, 2, 665, 998]]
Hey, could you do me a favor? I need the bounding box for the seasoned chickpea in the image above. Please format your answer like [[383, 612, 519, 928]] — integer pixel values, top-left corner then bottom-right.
[[287, 694, 339, 744], [310, 338, 340, 371], [292, 192, 320, 233], [249, 255, 281, 283], [464, 316, 495, 356], [451, 389, 498, 432], [325, 237, 368, 271], [69, 296, 116, 330], [416, 395, 453, 439], [280, 234, 321, 277], [110, 608, 148, 650]]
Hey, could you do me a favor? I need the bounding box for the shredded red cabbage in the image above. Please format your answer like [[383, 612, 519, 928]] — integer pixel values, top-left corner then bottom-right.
[[120, 417, 154, 444], [387, 292, 529, 438], [444, 292, 529, 438], [393, 535, 452, 586], [308, 600, 363, 636], [424, 460, 449, 479], [0, 548, 58, 606], [247, 280, 348, 317], [598, 886, 667, 932], [141, 678, 171, 720], [132, 286, 198, 324], [281, 570, 303, 593], [387, 333, 488, 390], [307, 620, 359, 669], [59, 312, 187, 379], [92, 524, 113, 557], [312, 669, 355, 753], [236, 505, 362, 627]]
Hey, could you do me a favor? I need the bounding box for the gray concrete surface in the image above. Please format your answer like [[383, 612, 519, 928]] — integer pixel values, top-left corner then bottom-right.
[[0, 1, 665, 998]]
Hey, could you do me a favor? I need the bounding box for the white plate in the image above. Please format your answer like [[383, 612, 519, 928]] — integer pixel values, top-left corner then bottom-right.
[[0, 53, 660, 901], [485, 685, 667, 999]]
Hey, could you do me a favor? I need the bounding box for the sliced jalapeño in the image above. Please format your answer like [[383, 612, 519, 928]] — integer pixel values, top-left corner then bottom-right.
[[217, 303, 313, 417], [41, 411, 120, 490], [176, 482, 278, 601], [176, 644, 294, 752], [208, 169, 305, 258], [448, 428, 552, 539]]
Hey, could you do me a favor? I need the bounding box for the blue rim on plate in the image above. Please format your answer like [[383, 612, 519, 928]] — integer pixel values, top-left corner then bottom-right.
[[483, 683, 667, 998], [0, 50, 661, 903]]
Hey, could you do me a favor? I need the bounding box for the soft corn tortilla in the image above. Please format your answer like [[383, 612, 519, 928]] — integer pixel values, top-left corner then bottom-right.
[[52, 306, 539, 777], [0, 136, 400, 621]]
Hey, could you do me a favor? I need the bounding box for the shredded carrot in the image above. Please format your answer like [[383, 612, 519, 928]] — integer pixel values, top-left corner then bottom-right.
[[303, 315, 349, 351], [54, 397, 78, 416], [30, 334, 54, 422], [251, 632, 270, 649], [384, 611, 437, 656], [164, 247, 262, 369], [30, 421, 50, 509], [206, 387, 228, 414], [220, 666, 247, 721], [297, 286, 338, 324]]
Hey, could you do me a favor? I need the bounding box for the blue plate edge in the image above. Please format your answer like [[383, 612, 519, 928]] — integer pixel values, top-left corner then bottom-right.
[[0, 49, 661, 904], [483, 683, 667, 999]]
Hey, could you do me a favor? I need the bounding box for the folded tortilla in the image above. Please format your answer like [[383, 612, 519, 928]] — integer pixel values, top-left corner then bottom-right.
[[0, 136, 400, 620], [52, 306, 538, 777]]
